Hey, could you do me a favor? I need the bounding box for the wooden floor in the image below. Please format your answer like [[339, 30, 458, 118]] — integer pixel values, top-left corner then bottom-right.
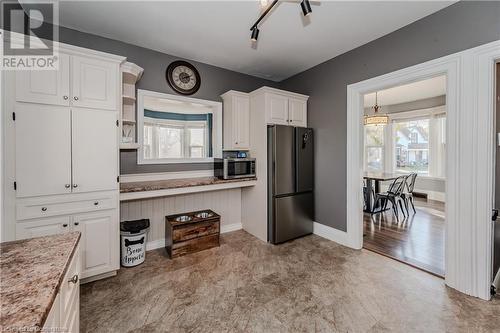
[[363, 198, 445, 277]]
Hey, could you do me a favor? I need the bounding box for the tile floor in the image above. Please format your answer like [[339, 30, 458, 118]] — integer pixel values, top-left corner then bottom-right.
[[81, 230, 500, 332]]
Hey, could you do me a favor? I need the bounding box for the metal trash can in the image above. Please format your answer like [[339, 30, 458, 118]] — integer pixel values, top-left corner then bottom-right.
[[120, 219, 150, 267]]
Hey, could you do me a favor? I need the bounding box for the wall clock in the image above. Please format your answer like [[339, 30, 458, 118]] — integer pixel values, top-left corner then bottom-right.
[[166, 60, 201, 95]]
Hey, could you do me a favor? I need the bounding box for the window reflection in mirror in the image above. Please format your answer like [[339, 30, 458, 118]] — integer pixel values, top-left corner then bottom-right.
[[137, 90, 222, 164]]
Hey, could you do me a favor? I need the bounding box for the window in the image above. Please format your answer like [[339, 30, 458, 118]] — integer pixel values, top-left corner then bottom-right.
[[364, 125, 385, 172], [143, 117, 209, 160], [394, 119, 430, 175]]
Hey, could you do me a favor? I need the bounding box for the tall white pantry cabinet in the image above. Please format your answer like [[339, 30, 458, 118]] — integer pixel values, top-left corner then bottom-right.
[[3, 42, 126, 282]]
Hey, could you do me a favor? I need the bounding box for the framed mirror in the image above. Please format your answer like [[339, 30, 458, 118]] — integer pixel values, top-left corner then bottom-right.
[[137, 90, 222, 164]]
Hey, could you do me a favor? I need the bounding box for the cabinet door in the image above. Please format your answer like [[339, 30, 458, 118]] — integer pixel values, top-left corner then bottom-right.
[[265, 94, 289, 125], [288, 98, 307, 127], [73, 210, 118, 279], [15, 53, 70, 106], [16, 216, 71, 240], [234, 95, 250, 149], [15, 104, 72, 197], [71, 55, 118, 110], [71, 109, 118, 193]]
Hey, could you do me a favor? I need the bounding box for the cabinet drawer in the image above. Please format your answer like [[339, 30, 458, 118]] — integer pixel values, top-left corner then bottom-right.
[[60, 245, 80, 322], [173, 220, 220, 243], [17, 196, 116, 220]]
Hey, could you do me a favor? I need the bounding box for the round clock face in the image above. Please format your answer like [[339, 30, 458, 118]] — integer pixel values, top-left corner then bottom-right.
[[166, 61, 201, 95]]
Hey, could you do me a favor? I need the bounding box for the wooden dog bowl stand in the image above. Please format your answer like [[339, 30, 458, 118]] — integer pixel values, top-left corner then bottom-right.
[[165, 209, 220, 258]]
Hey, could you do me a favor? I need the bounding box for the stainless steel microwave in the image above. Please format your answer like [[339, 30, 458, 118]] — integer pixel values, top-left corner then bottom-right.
[[215, 158, 256, 179]]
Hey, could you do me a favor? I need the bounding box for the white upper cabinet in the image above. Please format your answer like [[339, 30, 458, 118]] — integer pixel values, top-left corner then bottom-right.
[[288, 97, 307, 127], [221, 91, 250, 150], [266, 93, 289, 125], [15, 104, 72, 197], [15, 52, 118, 110], [71, 108, 118, 193], [71, 55, 118, 110], [15, 53, 70, 106], [256, 88, 308, 128]]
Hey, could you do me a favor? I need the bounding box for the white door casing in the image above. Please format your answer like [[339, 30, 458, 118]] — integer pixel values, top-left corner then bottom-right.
[[15, 53, 70, 106], [15, 104, 72, 197], [71, 55, 118, 110], [71, 108, 118, 193], [344, 40, 500, 300]]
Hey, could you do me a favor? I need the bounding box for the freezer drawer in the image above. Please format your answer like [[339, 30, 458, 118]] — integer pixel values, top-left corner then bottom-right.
[[270, 192, 313, 244]]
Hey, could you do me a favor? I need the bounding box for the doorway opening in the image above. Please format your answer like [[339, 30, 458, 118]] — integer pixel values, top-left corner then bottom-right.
[[362, 76, 446, 277]]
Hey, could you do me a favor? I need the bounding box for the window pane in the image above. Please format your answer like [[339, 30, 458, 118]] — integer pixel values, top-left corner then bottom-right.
[[394, 119, 429, 175], [365, 125, 384, 172], [143, 125, 153, 159], [158, 126, 183, 158], [190, 147, 203, 158], [188, 127, 206, 157]]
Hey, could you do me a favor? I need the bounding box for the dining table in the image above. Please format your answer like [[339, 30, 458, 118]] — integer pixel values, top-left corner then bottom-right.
[[363, 172, 399, 213]]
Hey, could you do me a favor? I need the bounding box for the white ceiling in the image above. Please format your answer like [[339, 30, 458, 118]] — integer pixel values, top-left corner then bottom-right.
[[58, 1, 454, 81], [363, 75, 447, 107]]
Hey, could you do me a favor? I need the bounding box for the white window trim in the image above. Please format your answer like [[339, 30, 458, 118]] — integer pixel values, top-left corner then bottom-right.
[[137, 90, 222, 164]]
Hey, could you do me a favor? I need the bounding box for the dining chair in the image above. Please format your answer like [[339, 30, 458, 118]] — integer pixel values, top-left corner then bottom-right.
[[373, 175, 408, 220], [402, 173, 418, 214], [363, 179, 375, 211]]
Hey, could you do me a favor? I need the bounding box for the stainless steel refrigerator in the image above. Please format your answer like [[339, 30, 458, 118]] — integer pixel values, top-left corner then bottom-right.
[[267, 125, 314, 244]]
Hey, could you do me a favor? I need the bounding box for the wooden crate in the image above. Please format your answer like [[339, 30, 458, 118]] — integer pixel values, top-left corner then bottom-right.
[[165, 209, 220, 258]]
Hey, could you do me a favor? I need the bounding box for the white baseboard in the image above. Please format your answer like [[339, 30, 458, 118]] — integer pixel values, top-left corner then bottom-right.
[[221, 222, 243, 233], [145, 222, 243, 251], [146, 238, 165, 251], [313, 222, 355, 249]]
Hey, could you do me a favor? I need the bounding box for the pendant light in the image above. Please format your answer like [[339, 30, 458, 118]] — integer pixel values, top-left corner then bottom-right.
[[364, 92, 388, 126]]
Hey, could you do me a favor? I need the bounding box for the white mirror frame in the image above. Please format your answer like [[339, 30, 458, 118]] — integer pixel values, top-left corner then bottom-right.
[[137, 89, 222, 164]]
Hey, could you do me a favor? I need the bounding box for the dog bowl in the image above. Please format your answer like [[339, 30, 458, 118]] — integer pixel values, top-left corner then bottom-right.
[[175, 215, 192, 222], [195, 211, 213, 219]]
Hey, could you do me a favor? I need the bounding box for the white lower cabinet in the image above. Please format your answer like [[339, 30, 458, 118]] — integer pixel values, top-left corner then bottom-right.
[[43, 245, 80, 333], [16, 193, 119, 280], [73, 210, 119, 279], [16, 216, 71, 239]]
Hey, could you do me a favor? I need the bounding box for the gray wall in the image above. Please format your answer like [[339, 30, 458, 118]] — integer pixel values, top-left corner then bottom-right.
[[280, 1, 500, 231], [55, 27, 279, 174]]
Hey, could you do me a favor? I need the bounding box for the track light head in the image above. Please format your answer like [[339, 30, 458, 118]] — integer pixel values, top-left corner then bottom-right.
[[251, 27, 260, 41], [300, 0, 312, 16]]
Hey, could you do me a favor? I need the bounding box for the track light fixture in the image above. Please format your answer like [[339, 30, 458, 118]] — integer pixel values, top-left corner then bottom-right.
[[300, 0, 312, 17], [250, 0, 312, 41], [251, 27, 260, 41]]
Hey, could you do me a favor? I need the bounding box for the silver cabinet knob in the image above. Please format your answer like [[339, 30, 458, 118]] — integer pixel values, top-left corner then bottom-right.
[[72, 184, 78, 188], [63, 95, 69, 100], [41, 207, 47, 212], [68, 274, 78, 284], [73, 96, 79, 101], [65, 184, 71, 189]]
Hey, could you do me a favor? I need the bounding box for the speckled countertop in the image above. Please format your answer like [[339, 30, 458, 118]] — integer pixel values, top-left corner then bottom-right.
[[120, 176, 257, 193], [0, 232, 81, 332]]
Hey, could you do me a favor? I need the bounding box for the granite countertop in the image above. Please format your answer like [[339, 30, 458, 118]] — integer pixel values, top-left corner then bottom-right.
[[120, 176, 257, 193], [0, 232, 81, 332]]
